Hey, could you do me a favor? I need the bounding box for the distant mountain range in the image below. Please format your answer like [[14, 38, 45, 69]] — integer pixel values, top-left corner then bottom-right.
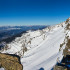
[[0, 25, 48, 42]]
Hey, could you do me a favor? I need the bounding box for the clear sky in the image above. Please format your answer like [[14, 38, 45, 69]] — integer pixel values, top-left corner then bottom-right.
[[0, 0, 70, 26]]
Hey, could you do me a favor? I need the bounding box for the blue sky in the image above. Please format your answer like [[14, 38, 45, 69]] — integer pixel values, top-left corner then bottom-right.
[[0, 0, 70, 26]]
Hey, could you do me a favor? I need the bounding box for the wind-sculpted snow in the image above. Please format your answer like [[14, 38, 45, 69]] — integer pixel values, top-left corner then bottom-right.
[[0, 21, 68, 70], [21, 23, 66, 70]]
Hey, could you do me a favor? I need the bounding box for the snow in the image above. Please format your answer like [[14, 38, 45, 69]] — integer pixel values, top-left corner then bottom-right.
[[2, 29, 47, 56], [0, 68, 5, 70], [21, 24, 66, 70], [1, 21, 67, 70], [68, 49, 70, 51]]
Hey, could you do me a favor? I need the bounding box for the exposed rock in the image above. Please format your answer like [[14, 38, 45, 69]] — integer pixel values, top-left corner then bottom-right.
[[63, 38, 70, 57], [54, 65, 67, 70], [0, 53, 23, 70], [66, 17, 70, 24]]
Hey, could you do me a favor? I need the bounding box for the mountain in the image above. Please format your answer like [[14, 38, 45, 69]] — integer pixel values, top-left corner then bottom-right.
[[0, 25, 47, 50], [0, 18, 70, 70], [0, 25, 47, 42]]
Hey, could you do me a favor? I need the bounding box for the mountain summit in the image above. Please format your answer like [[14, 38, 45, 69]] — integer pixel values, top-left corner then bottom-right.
[[66, 17, 70, 23]]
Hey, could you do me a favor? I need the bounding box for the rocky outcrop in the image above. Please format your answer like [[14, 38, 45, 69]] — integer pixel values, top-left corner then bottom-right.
[[0, 53, 23, 70], [63, 37, 70, 57], [54, 65, 67, 70]]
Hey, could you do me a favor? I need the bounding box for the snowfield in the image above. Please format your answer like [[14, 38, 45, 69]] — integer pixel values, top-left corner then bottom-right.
[[0, 68, 4, 70], [21, 23, 66, 70], [0, 22, 68, 70]]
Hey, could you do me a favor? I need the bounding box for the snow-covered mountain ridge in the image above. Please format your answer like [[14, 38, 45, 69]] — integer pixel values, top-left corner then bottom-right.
[[0, 18, 70, 70]]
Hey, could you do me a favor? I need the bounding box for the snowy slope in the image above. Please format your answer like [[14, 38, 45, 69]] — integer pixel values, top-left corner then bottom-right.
[[21, 22, 66, 70], [1, 30, 47, 56], [0, 68, 4, 70], [0, 20, 68, 70]]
